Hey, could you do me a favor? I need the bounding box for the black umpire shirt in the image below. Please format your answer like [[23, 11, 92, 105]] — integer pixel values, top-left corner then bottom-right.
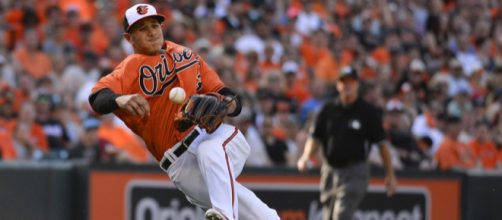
[[311, 98, 385, 168]]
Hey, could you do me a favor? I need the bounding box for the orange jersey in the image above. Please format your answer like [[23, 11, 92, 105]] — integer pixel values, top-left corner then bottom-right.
[[92, 41, 225, 161]]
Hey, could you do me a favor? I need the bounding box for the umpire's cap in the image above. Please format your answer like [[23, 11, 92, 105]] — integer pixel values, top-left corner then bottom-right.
[[338, 66, 359, 81], [123, 4, 165, 32]]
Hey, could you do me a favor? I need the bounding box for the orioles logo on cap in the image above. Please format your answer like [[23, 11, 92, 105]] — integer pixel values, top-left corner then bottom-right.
[[136, 5, 148, 15]]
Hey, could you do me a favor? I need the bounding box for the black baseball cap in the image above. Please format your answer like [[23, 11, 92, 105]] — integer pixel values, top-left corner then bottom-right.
[[123, 4, 165, 32], [338, 66, 359, 81]]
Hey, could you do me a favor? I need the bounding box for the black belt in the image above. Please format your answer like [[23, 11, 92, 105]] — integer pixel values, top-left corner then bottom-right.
[[160, 129, 200, 171]]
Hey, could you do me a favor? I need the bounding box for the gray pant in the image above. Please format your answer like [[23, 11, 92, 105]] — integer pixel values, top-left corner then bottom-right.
[[320, 162, 369, 220]]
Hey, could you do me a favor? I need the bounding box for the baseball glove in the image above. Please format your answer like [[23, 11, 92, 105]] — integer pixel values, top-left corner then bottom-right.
[[174, 92, 231, 133]]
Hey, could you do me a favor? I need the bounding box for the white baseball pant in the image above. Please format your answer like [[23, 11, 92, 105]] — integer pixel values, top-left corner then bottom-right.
[[161, 124, 280, 220]]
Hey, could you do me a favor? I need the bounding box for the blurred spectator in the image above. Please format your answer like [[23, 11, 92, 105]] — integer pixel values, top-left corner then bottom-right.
[[68, 117, 101, 163], [235, 19, 282, 63], [314, 39, 351, 85], [294, 1, 322, 37], [61, 51, 100, 95], [302, 30, 330, 72], [254, 88, 275, 128], [42, 5, 65, 38], [277, 115, 302, 167], [11, 101, 49, 160], [446, 88, 473, 117], [299, 79, 326, 125], [260, 115, 290, 166], [468, 121, 498, 170], [218, 1, 244, 31], [428, 73, 450, 105], [75, 66, 113, 118], [489, 93, 502, 150], [384, 99, 426, 169], [455, 34, 482, 77], [0, 82, 15, 119], [411, 101, 444, 155], [0, 122, 16, 161], [235, 107, 271, 167], [396, 58, 429, 104], [468, 63, 487, 101], [398, 82, 421, 121], [416, 136, 436, 170], [361, 81, 385, 110], [238, 51, 261, 92], [435, 116, 476, 171], [486, 64, 502, 99], [0, 82, 17, 160], [35, 94, 69, 156], [0, 54, 16, 87], [259, 43, 281, 73], [59, 0, 95, 22], [447, 59, 472, 97], [63, 7, 84, 49], [42, 23, 75, 58], [259, 71, 297, 116], [283, 61, 310, 105], [97, 115, 149, 163], [13, 28, 53, 79]]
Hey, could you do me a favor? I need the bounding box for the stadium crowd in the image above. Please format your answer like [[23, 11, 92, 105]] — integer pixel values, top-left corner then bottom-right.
[[1, 0, 502, 171]]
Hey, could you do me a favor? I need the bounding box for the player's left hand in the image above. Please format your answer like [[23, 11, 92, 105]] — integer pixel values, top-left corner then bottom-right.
[[385, 174, 398, 197], [174, 93, 230, 133]]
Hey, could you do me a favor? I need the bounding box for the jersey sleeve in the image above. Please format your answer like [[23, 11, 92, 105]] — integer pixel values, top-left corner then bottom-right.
[[91, 59, 137, 95], [198, 55, 225, 93]]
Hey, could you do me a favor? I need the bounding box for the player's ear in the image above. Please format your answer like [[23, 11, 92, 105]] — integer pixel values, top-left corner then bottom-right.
[[124, 32, 132, 42]]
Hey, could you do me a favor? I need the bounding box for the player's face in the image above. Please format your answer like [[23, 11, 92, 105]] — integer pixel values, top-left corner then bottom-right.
[[125, 18, 164, 55], [336, 77, 359, 103]]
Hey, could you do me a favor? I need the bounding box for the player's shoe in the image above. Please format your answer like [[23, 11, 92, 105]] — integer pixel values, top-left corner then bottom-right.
[[205, 208, 228, 220]]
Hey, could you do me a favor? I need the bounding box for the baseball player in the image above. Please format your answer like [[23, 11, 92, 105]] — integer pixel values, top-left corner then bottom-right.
[[88, 4, 280, 220]]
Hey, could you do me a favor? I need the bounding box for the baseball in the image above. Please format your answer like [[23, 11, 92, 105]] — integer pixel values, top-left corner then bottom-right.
[[169, 87, 186, 104]]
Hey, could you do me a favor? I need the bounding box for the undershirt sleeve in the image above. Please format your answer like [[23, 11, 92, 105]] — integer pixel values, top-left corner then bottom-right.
[[88, 88, 119, 114]]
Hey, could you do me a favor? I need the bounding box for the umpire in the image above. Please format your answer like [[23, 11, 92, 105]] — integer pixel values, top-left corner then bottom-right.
[[298, 67, 397, 220]]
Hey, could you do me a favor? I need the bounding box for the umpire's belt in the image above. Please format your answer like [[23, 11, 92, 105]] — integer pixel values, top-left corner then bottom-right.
[[160, 129, 200, 171]]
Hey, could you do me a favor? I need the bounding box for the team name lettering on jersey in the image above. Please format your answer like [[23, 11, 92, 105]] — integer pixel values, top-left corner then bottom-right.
[[139, 48, 197, 96]]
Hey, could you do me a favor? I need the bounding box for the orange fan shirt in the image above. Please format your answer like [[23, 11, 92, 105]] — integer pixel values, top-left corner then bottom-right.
[[468, 140, 498, 170], [98, 125, 149, 163], [0, 127, 16, 160], [13, 47, 53, 79], [92, 41, 225, 161], [435, 136, 476, 171]]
